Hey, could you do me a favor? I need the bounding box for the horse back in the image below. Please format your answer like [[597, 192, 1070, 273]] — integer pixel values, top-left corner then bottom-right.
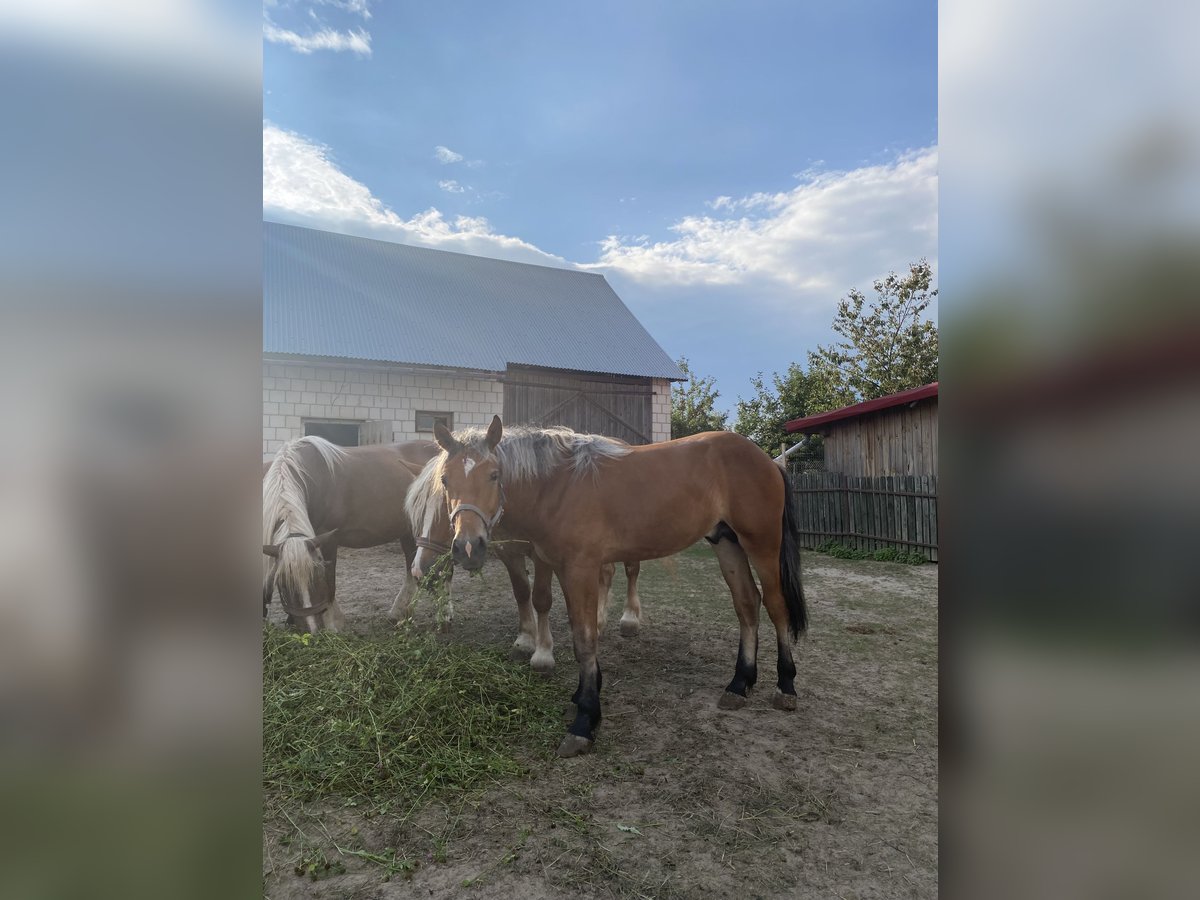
[[306, 440, 440, 548]]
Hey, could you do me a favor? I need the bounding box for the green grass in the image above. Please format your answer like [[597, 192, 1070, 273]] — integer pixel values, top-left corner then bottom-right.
[[814, 540, 927, 565], [263, 624, 562, 822]]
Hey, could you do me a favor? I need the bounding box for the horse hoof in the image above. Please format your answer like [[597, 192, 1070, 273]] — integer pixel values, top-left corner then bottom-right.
[[619, 617, 640, 637], [772, 689, 798, 711], [530, 650, 555, 674], [512, 634, 536, 653], [556, 734, 594, 758], [438, 620, 453, 634], [718, 691, 747, 710]]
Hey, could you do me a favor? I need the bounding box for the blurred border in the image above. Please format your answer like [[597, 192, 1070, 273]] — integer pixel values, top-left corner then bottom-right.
[[0, 3, 263, 898], [942, 0, 1200, 897]]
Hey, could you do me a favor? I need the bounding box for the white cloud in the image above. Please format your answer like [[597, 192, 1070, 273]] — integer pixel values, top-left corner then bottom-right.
[[438, 180, 466, 193], [263, 123, 566, 266], [313, 0, 372, 18], [585, 147, 938, 305], [263, 19, 371, 55], [434, 145, 463, 164]]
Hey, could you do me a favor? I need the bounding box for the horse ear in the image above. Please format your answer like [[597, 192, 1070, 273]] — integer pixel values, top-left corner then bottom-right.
[[307, 530, 338, 552], [263, 544, 281, 558], [485, 415, 503, 451], [433, 422, 461, 454]]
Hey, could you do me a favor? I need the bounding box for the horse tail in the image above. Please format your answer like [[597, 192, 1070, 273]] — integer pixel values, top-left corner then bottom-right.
[[778, 465, 808, 640]]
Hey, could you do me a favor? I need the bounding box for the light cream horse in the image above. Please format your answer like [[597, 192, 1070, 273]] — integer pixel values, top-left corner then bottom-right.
[[262, 436, 440, 632]]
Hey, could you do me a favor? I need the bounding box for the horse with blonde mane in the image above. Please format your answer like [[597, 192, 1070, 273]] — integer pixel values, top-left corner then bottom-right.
[[262, 436, 442, 632], [406, 444, 643, 673], [430, 416, 807, 757]]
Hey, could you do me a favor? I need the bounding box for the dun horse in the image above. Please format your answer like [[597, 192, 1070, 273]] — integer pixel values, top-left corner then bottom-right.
[[262, 436, 441, 632], [432, 417, 806, 757], [405, 452, 643, 672], [262, 435, 554, 637]]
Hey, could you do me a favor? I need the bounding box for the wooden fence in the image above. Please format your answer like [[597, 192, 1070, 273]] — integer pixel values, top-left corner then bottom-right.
[[788, 470, 939, 562]]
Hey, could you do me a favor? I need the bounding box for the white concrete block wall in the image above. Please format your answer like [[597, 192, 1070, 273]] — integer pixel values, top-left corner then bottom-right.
[[263, 361, 504, 456], [651, 378, 672, 443]]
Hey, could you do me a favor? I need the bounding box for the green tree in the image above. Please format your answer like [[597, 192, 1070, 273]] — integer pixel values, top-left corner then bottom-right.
[[670, 358, 728, 438], [809, 260, 939, 401], [732, 363, 835, 454]]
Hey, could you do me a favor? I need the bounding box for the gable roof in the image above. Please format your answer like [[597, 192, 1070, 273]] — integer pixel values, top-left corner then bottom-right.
[[785, 382, 938, 433], [263, 221, 683, 380]]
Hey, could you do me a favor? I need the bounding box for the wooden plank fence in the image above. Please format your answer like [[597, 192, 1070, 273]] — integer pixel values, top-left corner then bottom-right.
[[788, 470, 938, 562]]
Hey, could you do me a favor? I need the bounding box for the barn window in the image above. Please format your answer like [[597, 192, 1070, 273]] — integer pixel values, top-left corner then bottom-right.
[[303, 420, 361, 447], [415, 411, 453, 433]]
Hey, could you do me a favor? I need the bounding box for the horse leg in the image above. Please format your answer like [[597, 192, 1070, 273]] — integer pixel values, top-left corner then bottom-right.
[[530, 554, 556, 674], [388, 536, 419, 621], [743, 539, 799, 711], [709, 531, 762, 710], [597, 563, 615, 630], [619, 561, 642, 637], [323, 548, 345, 632], [558, 562, 603, 757], [499, 546, 536, 653]]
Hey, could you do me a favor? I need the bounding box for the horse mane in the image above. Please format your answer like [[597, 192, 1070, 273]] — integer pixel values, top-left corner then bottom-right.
[[403, 426, 631, 529], [405, 456, 443, 537], [263, 436, 347, 595], [459, 425, 631, 481]]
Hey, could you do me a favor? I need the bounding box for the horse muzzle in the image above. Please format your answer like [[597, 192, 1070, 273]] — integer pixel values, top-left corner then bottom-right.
[[452, 535, 488, 570]]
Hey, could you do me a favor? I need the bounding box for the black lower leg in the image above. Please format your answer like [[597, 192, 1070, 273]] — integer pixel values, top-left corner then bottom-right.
[[724, 641, 758, 697], [776, 638, 797, 696], [567, 663, 602, 739]]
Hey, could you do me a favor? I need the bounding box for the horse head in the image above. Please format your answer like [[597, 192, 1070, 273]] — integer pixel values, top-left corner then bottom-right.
[[433, 415, 504, 571], [262, 529, 343, 633]]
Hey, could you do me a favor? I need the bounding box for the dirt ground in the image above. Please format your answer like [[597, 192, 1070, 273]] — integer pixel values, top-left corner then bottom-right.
[[264, 542, 938, 899]]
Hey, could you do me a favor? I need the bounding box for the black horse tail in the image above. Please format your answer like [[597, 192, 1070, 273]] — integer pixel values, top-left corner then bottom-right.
[[779, 465, 808, 640]]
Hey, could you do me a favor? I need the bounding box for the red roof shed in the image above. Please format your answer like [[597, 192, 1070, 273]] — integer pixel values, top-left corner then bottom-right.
[[785, 382, 938, 477]]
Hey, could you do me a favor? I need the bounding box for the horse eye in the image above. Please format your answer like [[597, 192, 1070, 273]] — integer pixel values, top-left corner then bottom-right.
[[440, 475, 448, 486], [490, 471, 500, 481]]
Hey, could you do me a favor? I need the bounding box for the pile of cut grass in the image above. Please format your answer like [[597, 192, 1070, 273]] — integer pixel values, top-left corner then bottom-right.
[[263, 624, 561, 820]]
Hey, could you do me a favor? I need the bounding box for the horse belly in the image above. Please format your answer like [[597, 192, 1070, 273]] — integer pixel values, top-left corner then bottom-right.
[[598, 500, 717, 563]]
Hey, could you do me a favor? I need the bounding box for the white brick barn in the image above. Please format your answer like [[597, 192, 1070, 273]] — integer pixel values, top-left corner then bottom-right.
[[263, 222, 683, 456]]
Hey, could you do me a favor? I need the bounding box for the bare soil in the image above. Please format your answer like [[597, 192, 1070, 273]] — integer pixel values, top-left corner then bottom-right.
[[264, 543, 938, 899]]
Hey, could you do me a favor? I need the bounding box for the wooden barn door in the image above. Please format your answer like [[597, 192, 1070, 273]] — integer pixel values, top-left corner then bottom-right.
[[503, 365, 653, 444]]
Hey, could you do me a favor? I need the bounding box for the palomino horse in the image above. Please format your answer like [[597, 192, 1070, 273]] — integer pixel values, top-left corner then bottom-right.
[[262, 436, 442, 632], [432, 416, 807, 757], [405, 454, 643, 673]]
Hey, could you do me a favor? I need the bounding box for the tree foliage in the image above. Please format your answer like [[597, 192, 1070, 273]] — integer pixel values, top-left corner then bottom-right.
[[670, 358, 728, 438], [733, 260, 938, 454], [809, 260, 939, 401], [733, 363, 822, 454]]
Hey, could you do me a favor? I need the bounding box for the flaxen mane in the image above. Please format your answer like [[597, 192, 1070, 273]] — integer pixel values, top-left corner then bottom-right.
[[262, 436, 347, 595], [405, 426, 630, 529]]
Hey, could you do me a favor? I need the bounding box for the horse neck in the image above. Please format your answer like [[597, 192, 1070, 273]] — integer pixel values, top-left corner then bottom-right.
[[496, 474, 556, 543]]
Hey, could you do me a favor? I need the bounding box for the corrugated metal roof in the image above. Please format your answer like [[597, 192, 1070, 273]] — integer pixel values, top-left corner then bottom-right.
[[264, 221, 684, 380], [785, 382, 939, 433]]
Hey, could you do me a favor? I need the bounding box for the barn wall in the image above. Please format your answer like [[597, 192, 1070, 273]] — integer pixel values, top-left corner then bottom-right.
[[262, 361, 503, 456], [821, 399, 938, 477], [651, 378, 671, 443]]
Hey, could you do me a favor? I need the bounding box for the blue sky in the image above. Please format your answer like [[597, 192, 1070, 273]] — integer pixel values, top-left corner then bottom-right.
[[264, 1, 937, 415]]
